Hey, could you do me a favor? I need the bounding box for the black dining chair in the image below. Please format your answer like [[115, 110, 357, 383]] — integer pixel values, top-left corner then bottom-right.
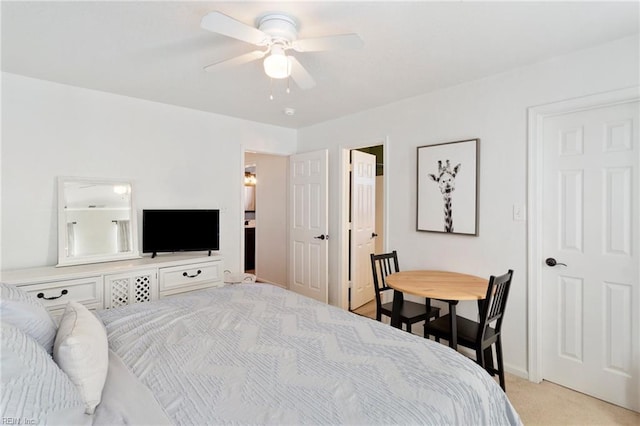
[[370, 251, 441, 334], [423, 269, 514, 391]]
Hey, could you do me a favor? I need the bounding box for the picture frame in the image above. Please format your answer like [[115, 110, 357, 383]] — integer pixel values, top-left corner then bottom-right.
[[417, 139, 479, 235]]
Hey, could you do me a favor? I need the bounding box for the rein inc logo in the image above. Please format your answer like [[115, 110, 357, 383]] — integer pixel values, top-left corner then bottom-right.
[[2, 418, 36, 425]]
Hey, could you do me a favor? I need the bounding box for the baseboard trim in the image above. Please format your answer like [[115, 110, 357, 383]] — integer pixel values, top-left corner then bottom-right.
[[256, 277, 286, 288], [505, 364, 529, 380]]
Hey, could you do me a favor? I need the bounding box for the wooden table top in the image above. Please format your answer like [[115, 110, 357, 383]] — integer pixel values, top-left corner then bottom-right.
[[386, 270, 488, 300]]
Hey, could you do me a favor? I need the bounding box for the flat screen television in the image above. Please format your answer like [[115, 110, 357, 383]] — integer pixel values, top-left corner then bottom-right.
[[142, 209, 219, 258]]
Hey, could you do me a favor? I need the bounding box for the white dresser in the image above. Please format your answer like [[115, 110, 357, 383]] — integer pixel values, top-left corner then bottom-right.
[[1, 253, 224, 319]]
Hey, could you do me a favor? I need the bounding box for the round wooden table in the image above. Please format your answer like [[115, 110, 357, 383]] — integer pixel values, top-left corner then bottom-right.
[[386, 270, 487, 300], [386, 270, 488, 349]]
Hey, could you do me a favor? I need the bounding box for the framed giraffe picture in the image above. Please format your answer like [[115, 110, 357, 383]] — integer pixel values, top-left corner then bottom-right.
[[417, 139, 479, 235]]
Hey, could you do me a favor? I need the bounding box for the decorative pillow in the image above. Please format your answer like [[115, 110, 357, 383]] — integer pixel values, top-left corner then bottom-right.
[[54, 301, 109, 415], [1, 321, 86, 425], [0, 282, 57, 354]]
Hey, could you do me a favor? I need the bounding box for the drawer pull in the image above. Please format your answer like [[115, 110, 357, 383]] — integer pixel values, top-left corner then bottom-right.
[[37, 289, 68, 300], [182, 270, 202, 278]]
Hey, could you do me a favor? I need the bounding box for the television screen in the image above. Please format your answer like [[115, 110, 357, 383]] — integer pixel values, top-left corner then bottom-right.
[[142, 209, 219, 256]]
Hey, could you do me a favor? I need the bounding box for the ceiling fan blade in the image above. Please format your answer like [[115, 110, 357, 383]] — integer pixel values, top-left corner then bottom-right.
[[203, 50, 266, 72], [201, 11, 269, 46], [292, 33, 363, 52], [289, 56, 316, 89]]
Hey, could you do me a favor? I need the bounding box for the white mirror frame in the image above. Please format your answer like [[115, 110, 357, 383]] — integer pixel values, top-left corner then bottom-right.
[[56, 176, 141, 267]]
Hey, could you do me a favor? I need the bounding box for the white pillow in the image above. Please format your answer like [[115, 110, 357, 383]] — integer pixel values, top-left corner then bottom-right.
[[1, 321, 86, 425], [54, 301, 109, 415], [0, 282, 57, 354]]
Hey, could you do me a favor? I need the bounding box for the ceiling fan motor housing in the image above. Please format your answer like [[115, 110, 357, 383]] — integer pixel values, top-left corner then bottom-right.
[[257, 13, 298, 44]]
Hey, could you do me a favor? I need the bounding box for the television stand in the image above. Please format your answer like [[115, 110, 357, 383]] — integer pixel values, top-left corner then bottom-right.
[[1, 253, 224, 318]]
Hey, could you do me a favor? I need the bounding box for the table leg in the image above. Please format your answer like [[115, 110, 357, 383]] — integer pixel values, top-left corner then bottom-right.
[[390, 290, 403, 329], [449, 301, 458, 350]]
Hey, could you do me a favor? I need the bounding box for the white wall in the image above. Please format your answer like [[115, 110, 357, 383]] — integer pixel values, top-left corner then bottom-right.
[[297, 36, 640, 376], [1, 73, 296, 271], [245, 152, 288, 287]]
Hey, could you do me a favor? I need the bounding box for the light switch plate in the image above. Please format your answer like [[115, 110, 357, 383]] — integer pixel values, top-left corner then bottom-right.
[[513, 204, 526, 221]]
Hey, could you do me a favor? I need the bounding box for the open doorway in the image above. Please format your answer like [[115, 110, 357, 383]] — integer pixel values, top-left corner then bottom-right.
[[243, 163, 256, 273], [354, 145, 384, 254], [345, 144, 385, 311], [243, 152, 288, 287]]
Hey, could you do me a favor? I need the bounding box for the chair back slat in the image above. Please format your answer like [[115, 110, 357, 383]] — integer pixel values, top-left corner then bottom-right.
[[371, 250, 400, 320], [370, 251, 400, 296], [477, 269, 514, 341]]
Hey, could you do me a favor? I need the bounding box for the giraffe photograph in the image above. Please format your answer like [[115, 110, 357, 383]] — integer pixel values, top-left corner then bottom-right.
[[417, 139, 479, 235]]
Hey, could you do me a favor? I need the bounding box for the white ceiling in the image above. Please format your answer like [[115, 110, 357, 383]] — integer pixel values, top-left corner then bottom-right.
[[2, 1, 638, 129]]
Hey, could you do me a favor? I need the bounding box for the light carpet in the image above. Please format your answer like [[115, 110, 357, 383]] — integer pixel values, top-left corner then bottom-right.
[[505, 373, 639, 425]]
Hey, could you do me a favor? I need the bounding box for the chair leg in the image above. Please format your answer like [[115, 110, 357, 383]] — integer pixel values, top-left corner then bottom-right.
[[423, 323, 440, 342], [433, 313, 440, 342], [423, 325, 440, 343], [484, 347, 495, 375], [496, 339, 506, 391], [476, 346, 485, 369], [406, 322, 412, 333]]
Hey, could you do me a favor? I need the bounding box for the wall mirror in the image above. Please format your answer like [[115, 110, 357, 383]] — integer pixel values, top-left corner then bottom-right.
[[57, 177, 140, 267]]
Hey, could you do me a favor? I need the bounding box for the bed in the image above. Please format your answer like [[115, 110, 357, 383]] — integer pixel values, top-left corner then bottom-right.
[[1, 282, 521, 425]]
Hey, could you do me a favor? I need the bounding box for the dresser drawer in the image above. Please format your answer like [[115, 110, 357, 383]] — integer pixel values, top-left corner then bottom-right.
[[159, 261, 222, 294], [18, 276, 103, 311]]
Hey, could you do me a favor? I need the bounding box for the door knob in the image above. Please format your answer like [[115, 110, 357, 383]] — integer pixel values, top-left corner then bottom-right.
[[545, 257, 567, 267], [371, 233, 378, 238], [314, 234, 329, 240]]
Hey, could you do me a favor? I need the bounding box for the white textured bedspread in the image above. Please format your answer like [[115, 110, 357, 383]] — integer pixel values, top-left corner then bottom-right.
[[96, 284, 521, 425]]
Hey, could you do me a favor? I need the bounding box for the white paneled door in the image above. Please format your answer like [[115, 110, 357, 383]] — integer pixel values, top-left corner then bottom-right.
[[289, 150, 329, 303], [350, 150, 377, 310], [542, 100, 639, 411]]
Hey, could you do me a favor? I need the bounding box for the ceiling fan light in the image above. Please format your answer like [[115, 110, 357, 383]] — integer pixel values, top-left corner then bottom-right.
[[264, 49, 291, 79]]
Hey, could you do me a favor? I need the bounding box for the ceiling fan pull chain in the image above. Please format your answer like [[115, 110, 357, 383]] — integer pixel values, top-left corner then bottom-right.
[[269, 78, 274, 100], [286, 76, 291, 94]]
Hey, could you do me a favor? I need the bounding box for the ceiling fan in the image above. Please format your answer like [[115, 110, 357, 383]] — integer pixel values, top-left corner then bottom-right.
[[200, 11, 363, 90]]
